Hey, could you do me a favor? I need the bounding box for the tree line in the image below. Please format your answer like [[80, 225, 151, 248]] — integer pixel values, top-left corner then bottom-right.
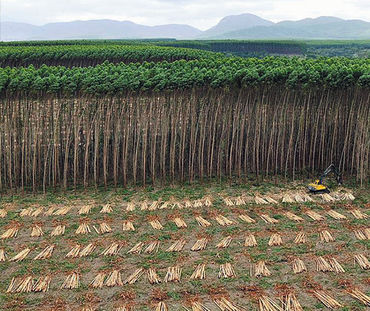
[[157, 40, 306, 55], [0, 55, 368, 192], [0, 45, 217, 67], [0, 57, 369, 95], [1, 40, 368, 60]]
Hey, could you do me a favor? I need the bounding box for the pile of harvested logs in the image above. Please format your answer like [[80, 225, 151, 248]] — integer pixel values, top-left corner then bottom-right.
[[51, 224, 65, 236], [90, 271, 106, 289], [147, 268, 161, 284], [305, 210, 325, 221], [144, 241, 160, 254], [292, 258, 307, 274], [101, 242, 123, 256], [122, 220, 135, 231], [123, 268, 144, 284], [79, 243, 96, 257], [190, 263, 206, 280], [105, 269, 123, 287], [195, 215, 211, 227], [191, 238, 209, 251], [216, 236, 232, 249], [245, 233, 257, 247], [101, 204, 113, 214], [166, 239, 186, 252], [128, 242, 144, 254], [319, 230, 335, 243], [61, 272, 80, 289], [268, 233, 283, 246], [30, 223, 44, 237], [76, 220, 91, 235], [354, 254, 370, 269], [10, 248, 31, 262], [34, 244, 55, 260], [260, 214, 278, 224], [294, 232, 307, 244], [66, 244, 81, 258], [164, 266, 182, 283], [284, 212, 303, 222], [252, 261, 271, 277], [218, 263, 236, 279]]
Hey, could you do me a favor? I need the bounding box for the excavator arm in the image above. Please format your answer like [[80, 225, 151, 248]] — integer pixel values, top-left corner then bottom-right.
[[308, 164, 342, 193], [318, 164, 342, 185]]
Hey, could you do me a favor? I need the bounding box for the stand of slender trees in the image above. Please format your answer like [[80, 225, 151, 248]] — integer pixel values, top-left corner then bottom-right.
[[0, 86, 368, 192], [0, 45, 215, 68]]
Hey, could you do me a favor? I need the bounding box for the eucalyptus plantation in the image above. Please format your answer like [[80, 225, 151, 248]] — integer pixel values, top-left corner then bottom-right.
[[0, 55, 368, 191]]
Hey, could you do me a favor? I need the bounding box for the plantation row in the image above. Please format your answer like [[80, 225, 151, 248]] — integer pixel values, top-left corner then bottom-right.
[[0, 87, 368, 191], [157, 40, 306, 55], [0, 45, 218, 67], [2, 39, 369, 58], [0, 57, 369, 94], [0, 57, 368, 191]]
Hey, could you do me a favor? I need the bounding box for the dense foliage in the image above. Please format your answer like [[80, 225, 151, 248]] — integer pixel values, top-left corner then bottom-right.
[[156, 40, 306, 55], [0, 45, 218, 67], [306, 41, 370, 58], [0, 57, 369, 96], [158, 40, 370, 58], [1, 40, 369, 60]]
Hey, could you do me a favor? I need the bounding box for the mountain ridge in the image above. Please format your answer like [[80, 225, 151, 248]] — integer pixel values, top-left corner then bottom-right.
[[1, 14, 370, 41], [215, 20, 370, 40], [200, 13, 274, 38], [1, 20, 202, 41]]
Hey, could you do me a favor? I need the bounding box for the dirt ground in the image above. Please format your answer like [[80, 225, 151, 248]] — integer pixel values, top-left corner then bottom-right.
[[0, 180, 368, 310]]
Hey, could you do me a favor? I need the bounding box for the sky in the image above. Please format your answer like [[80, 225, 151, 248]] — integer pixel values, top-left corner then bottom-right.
[[2, 0, 370, 30]]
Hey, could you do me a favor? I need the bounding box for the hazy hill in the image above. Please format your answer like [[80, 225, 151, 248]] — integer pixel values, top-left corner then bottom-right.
[[213, 18, 370, 39], [1, 14, 370, 41], [1, 20, 202, 41], [200, 13, 273, 37]]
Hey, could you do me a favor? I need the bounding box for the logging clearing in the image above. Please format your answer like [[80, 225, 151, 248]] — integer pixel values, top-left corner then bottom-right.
[[0, 41, 368, 310], [0, 182, 368, 310]]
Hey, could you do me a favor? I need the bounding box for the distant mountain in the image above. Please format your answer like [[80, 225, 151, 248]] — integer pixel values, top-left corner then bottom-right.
[[0, 20, 202, 41], [201, 13, 273, 37], [1, 22, 40, 41], [1, 14, 370, 41], [277, 16, 344, 27], [210, 18, 370, 40]]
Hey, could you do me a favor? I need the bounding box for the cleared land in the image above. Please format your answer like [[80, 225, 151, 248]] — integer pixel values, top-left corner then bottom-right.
[[0, 181, 368, 310]]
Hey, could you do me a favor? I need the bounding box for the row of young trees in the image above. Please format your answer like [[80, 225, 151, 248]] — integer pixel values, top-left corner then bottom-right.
[[1, 40, 368, 58], [0, 45, 217, 67], [1, 57, 369, 95], [157, 40, 306, 55], [0, 87, 368, 192]]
